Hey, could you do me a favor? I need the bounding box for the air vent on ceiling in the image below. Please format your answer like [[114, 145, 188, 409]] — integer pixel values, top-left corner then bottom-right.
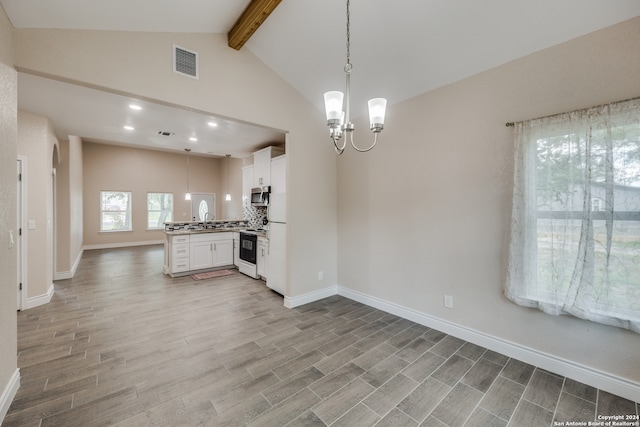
[[173, 44, 198, 79]]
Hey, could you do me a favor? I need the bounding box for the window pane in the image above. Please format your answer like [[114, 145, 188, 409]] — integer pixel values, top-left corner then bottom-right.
[[147, 192, 173, 229], [100, 191, 132, 232], [534, 125, 640, 316]]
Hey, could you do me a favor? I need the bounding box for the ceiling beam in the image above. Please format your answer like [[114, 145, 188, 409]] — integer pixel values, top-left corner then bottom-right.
[[228, 0, 282, 51]]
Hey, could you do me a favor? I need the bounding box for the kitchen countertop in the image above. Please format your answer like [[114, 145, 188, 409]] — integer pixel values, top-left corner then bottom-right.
[[164, 228, 267, 238], [164, 227, 244, 235]]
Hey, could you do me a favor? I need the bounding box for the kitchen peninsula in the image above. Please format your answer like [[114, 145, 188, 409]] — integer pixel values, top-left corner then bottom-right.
[[163, 219, 249, 277]]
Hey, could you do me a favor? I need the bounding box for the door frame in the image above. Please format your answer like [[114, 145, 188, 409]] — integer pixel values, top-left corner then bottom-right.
[[17, 157, 26, 311], [51, 167, 56, 283]]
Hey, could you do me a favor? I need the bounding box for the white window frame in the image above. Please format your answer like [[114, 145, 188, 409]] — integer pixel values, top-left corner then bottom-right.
[[100, 191, 132, 232]]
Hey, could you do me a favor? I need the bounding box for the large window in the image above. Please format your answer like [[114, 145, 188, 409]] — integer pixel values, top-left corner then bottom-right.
[[100, 191, 132, 232], [147, 193, 173, 229], [506, 98, 640, 333]]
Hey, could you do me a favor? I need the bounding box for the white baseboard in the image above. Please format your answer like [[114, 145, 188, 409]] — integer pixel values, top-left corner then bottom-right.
[[54, 248, 84, 280], [284, 285, 338, 308], [0, 369, 20, 424], [23, 283, 54, 310], [83, 240, 163, 250], [337, 286, 640, 403], [54, 271, 72, 280]]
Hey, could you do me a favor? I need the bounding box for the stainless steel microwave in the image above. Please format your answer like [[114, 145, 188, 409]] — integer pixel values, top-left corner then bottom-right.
[[251, 186, 270, 206]]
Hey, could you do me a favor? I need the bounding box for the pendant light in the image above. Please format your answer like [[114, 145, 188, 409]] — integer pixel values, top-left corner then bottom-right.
[[225, 154, 231, 201], [323, 0, 387, 155], [184, 148, 191, 201]]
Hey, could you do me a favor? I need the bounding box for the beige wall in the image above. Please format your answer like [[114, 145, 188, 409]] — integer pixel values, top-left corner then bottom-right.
[[0, 48, 18, 426], [13, 29, 338, 298], [17, 110, 57, 303], [0, 5, 18, 421], [221, 157, 244, 221], [55, 139, 71, 270], [68, 137, 84, 270], [0, 4, 13, 65], [338, 16, 640, 397], [82, 142, 243, 247], [54, 136, 84, 276]]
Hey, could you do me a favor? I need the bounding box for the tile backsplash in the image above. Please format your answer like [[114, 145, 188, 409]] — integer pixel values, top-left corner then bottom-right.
[[164, 219, 249, 232], [244, 205, 267, 229], [162, 205, 266, 232]]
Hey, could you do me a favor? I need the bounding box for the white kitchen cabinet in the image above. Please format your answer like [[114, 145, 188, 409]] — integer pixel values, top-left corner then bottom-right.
[[253, 148, 270, 187], [164, 234, 191, 275], [270, 154, 286, 193], [252, 146, 284, 188], [188, 232, 234, 272], [233, 232, 240, 267], [242, 165, 253, 207], [214, 239, 234, 267], [190, 240, 213, 270], [257, 236, 268, 279]]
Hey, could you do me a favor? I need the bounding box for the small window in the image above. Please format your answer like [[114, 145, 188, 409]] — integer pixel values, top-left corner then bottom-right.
[[147, 193, 173, 229], [100, 191, 132, 232], [591, 198, 602, 212]]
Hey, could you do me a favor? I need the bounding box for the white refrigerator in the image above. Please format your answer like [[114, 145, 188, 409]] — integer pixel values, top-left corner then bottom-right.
[[267, 192, 286, 295]]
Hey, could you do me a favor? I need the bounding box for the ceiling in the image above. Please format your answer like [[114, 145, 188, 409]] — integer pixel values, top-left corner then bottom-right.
[[3, 0, 640, 158]]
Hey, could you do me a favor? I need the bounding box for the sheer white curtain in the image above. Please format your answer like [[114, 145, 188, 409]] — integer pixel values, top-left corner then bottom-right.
[[505, 98, 640, 333]]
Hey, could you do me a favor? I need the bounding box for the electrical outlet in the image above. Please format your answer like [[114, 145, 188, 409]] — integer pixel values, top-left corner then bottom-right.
[[318, 271, 323, 281], [444, 295, 453, 309]]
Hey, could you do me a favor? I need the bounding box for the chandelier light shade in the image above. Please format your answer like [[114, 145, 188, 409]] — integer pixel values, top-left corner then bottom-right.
[[324, 91, 344, 122], [368, 98, 387, 132], [184, 148, 192, 201], [323, 0, 387, 154]]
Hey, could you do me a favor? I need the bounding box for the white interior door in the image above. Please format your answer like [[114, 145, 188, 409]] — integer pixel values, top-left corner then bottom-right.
[[191, 193, 215, 221]]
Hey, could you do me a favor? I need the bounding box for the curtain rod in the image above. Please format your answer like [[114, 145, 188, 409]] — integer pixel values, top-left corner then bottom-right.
[[505, 95, 640, 127]]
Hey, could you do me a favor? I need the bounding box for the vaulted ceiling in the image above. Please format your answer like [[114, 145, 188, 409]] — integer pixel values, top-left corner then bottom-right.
[[3, 0, 639, 157]]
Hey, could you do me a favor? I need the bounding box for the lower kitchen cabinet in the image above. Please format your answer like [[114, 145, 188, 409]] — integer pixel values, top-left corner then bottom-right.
[[257, 236, 268, 279], [190, 240, 214, 270], [164, 232, 234, 277], [233, 232, 240, 267], [164, 234, 190, 275], [214, 239, 234, 267]]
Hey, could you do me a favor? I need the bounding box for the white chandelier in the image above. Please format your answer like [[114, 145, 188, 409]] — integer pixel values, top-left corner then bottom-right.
[[324, 0, 387, 155]]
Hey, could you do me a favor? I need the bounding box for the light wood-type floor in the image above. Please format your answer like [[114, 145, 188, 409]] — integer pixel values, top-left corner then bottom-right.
[[3, 245, 638, 426]]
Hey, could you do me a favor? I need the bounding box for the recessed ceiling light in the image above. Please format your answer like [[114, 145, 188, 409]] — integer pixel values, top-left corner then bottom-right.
[[189, 137, 198, 142], [129, 104, 142, 111], [124, 125, 134, 131], [207, 121, 218, 127]]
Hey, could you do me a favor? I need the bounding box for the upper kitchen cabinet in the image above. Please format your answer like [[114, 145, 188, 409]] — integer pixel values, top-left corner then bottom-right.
[[270, 154, 286, 193], [252, 146, 284, 188]]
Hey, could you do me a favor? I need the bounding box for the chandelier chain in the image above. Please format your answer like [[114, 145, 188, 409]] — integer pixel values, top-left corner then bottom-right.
[[345, 0, 351, 69]]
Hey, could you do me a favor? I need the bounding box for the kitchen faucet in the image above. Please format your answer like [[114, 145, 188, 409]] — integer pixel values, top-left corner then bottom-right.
[[204, 212, 214, 222]]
